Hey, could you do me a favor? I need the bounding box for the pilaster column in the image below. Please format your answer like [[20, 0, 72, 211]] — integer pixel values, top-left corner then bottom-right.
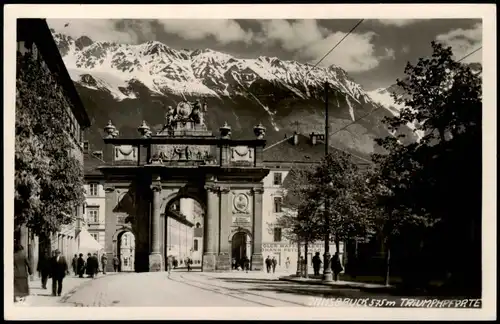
[[217, 187, 231, 270], [104, 185, 116, 273], [203, 184, 220, 271], [251, 187, 264, 271], [149, 177, 163, 271]]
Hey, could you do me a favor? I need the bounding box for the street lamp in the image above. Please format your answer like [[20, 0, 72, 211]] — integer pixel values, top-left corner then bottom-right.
[[322, 180, 334, 282]]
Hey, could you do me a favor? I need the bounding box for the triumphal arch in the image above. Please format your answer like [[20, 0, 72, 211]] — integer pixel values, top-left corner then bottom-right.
[[98, 99, 269, 272]]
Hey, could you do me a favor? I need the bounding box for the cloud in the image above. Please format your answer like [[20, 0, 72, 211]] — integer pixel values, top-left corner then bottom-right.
[[436, 23, 482, 63], [257, 20, 325, 51], [375, 19, 421, 27], [47, 19, 138, 43], [257, 20, 394, 72], [157, 19, 253, 44]]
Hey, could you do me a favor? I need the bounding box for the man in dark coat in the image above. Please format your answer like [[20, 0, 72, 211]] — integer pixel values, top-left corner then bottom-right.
[[86, 253, 95, 278], [312, 252, 322, 276], [92, 253, 99, 277], [113, 256, 120, 272], [271, 256, 278, 274], [37, 251, 51, 289], [242, 255, 250, 273], [71, 254, 78, 275], [77, 253, 86, 278], [265, 256, 272, 273], [14, 243, 32, 303], [49, 249, 69, 297], [101, 254, 108, 275], [331, 252, 343, 282]]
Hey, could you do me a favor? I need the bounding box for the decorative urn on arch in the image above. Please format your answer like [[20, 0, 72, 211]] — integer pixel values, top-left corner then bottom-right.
[[253, 123, 266, 139], [104, 120, 118, 139], [219, 122, 232, 139], [137, 120, 152, 138]]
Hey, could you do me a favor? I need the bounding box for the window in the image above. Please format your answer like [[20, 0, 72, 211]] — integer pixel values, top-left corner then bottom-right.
[[273, 227, 282, 242], [194, 239, 199, 251], [273, 172, 283, 185], [196, 222, 201, 228], [123, 257, 129, 267], [90, 233, 98, 241], [273, 197, 283, 213], [123, 235, 129, 247], [88, 208, 99, 223], [88, 183, 98, 196]]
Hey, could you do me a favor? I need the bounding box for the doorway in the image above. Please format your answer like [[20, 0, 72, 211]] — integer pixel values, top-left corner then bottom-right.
[[231, 232, 251, 269], [117, 231, 135, 272]]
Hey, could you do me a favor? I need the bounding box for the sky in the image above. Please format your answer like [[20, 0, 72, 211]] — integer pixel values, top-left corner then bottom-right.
[[47, 18, 482, 91]]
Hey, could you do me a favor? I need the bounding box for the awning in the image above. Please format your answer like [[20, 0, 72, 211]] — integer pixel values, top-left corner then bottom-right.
[[78, 227, 104, 255]]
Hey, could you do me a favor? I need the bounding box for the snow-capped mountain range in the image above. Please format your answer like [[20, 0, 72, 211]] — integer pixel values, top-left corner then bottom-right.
[[50, 29, 421, 157], [53, 31, 376, 110]]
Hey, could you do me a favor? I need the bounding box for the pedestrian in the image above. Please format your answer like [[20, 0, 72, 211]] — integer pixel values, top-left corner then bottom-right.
[[14, 243, 32, 304], [265, 256, 272, 273], [167, 255, 173, 277], [331, 252, 343, 282], [186, 257, 192, 272], [49, 249, 69, 297], [271, 256, 278, 274], [77, 253, 85, 278], [242, 255, 250, 273], [113, 255, 120, 272], [231, 258, 236, 270], [285, 257, 291, 270], [37, 250, 51, 289], [86, 253, 95, 278], [101, 253, 108, 275], [92, 253, 99, 278], [71, 254, 78, 276], [312, 252, 322, 276]]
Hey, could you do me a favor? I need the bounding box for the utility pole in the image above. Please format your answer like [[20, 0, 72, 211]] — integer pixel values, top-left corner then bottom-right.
[[323, 81, 333, 282]]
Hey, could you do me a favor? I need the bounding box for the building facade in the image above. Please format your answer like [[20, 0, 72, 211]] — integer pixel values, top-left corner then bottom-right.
[[84, 105, 371, 273], [15, 18, 91, 277]]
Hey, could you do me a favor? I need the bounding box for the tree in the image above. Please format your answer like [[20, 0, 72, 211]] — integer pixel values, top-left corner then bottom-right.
[[311, 151, 374, 253], [276, 166, 323, 277], [372, 41, 482, 293], [15, 52, 86, 239]]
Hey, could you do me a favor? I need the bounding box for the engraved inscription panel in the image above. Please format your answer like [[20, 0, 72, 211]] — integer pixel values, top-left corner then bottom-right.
[[115, 145, 138, 162]]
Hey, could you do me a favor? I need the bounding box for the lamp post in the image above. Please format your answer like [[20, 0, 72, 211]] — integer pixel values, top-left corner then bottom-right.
[[322, 81, 333, 282]]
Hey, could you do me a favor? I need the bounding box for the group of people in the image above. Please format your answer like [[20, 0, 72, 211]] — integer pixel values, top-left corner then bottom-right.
[[13, 242, 124, 304], [14, 244, 71, 302], [265, 256, 278, 274], [70, 253, 111, 278], [231, 255, 250, 272], [311, 251, 344, 280]]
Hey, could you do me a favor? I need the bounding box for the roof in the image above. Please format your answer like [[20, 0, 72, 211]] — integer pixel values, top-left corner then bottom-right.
[[17, 19, 91, 128], [263, 133, 373, 167], [84, 153, 107, 177]]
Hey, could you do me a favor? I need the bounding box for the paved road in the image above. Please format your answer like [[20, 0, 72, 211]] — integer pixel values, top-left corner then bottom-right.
[[61, 270, 401, 307]]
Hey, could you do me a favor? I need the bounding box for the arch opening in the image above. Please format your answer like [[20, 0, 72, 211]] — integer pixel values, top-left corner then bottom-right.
[[231, 232, 252, 270], [164, 196, 205, 270], [116, 230, 135, 272]]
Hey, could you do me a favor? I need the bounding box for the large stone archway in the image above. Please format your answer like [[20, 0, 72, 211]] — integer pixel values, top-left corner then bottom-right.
[[98, 99, 269, 272]]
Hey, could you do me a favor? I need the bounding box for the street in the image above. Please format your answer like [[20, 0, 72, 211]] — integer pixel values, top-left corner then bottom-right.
[[58, 270, 400, 307]]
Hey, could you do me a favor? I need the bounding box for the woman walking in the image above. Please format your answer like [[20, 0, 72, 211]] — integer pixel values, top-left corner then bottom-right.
[[14, 243, 32, 304]]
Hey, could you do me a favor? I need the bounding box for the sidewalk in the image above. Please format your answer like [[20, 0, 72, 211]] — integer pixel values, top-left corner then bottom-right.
[[19, 272, 119, 307], [278, 275, 396, 292]]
